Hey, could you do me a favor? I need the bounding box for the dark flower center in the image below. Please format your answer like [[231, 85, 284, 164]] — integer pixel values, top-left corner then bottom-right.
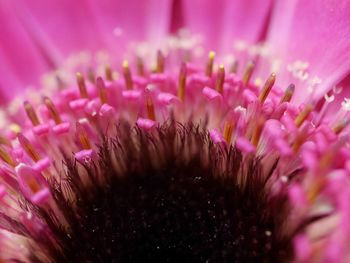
[[28, 122, 291, 263]]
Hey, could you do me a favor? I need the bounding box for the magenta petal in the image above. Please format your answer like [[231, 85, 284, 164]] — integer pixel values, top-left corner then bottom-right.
[[266, 0, 350, 102], [0, 2, 49, 103], [182, 0, 273, 51], [89, 0, 173, 48], [14, 0, 109, 56]]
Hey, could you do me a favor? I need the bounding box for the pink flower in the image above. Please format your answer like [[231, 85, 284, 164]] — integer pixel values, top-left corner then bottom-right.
[[1, 0, 350, 262]]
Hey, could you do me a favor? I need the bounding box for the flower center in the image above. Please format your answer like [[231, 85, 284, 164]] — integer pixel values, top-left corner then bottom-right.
[[29, 122, 291, 262]]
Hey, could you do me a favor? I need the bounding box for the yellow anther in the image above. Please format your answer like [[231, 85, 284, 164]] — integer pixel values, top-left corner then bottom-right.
[[96, 77, 108, 104], [123, 60, 133, 90], [105, 65, 113, 81], [177, 63, 187, 101], [146, 91, 156, 121], [137, 56, 145, 76], [205, 51, 215, 77], [10, 124, 21, 134], [251, 117, 265, 146], [223, 120, 235, 144], [76, 122, 91, 149], [295, 104, 314, 128], [76, 72, 89, 98], [215, 65, 225, 94], [230, 60, 239, 74], [17, 133, 41, 162], [156, 50, 165, 73], [0, 146, 16, 166], [242, 61, 255, 85], [259, 73, 276, 103], [24, 101, 40, 126], [280, 84, 295, 103], [43, 96, 62, 125]]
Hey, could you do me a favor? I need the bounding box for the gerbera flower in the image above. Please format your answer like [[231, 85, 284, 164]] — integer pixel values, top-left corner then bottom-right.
[[1, 0, 350, 262]]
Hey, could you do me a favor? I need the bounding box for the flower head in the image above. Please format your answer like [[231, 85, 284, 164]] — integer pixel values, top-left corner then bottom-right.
[[1, 0, 350, 262]]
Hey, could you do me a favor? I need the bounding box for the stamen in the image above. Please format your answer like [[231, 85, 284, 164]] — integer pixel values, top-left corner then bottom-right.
[[10, 124, 21, 134], [308, 137, 348, 201], [205, 51, 215, 77], [43, 96, 62, 125], [137, 56, 145, 76], [251, 117, 265, 146], [292, 125, 309, 153], [55, 74, 65, 90], [123, 60, 133, 90], [0, 136, 12, 148], [17, 133, 41, 162], [76, 122, 91, 149], [87, 68, 96, 84], [145, 89, 156, 121], [319, 136, 347, 170], [230, 60, 239, 74], [295, 104, 314, 128], [177, 62, 187, 101], [280, 84, 295, 103], [156, 50, 165, 73], [223, 120, 235, 144], [242, 61, 255, 85], [0, 146, 16, 166], [27, 177, 41, 193], [24, 101, 40, 126], [105, 65, 113, 81], [215, 65, 225, 94], [16, 164, 51, 206], [76, 72, 89, 98], [259, 73, 276, 103], [96, 77, 108, 104], [332, 118, 350, 134]]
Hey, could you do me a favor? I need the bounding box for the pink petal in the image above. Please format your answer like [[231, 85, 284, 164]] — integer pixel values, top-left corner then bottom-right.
[[89, 0, 173, 49], [266, 0, 350, 102], [13, 0, 108, 56], [16, 0, 174, 57], [0, 1, 49, 102], [182, 0, 273, 52]]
